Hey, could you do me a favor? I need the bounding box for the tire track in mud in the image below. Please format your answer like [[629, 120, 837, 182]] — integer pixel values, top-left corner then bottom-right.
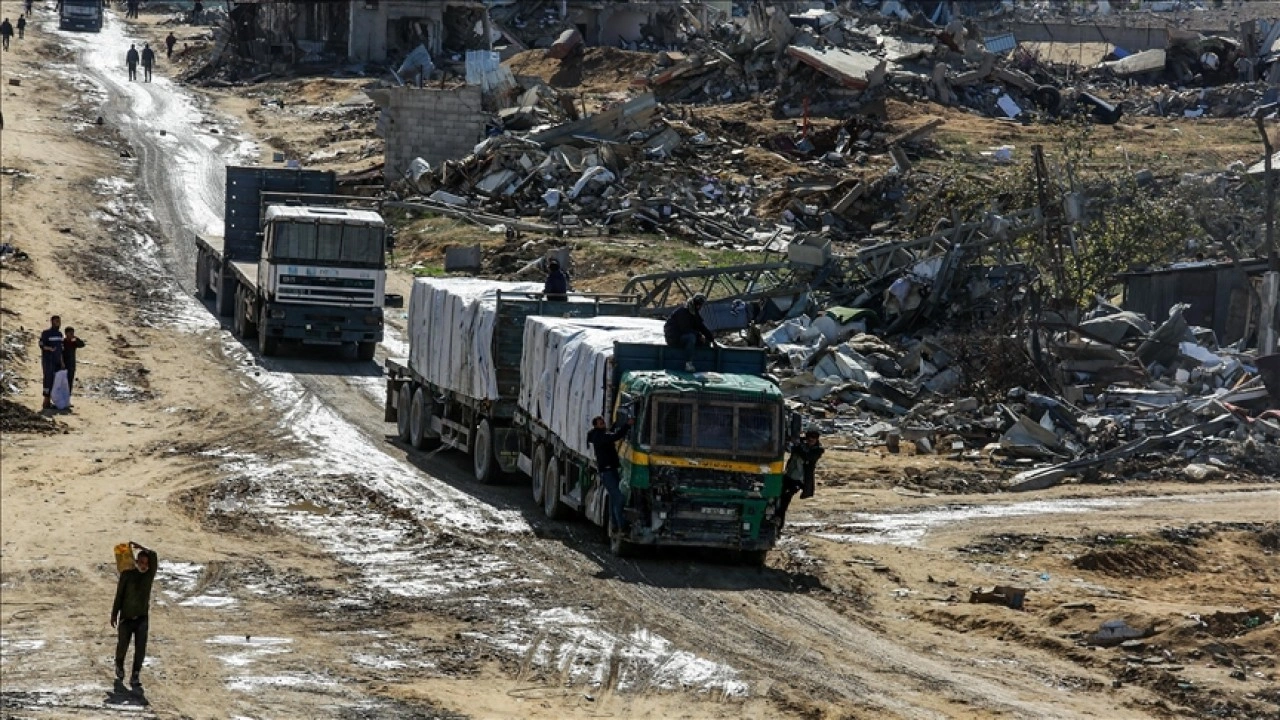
[[57, 13, 1151, 720]]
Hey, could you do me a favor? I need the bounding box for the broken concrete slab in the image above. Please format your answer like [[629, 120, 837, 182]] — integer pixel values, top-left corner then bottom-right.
[[545, 28, 583, 60], [786, 45, 886, 90]]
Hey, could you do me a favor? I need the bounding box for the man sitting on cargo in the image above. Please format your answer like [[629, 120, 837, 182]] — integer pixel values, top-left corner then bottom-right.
[[664, 294, 715, 373], [588, 415, 632, 535]]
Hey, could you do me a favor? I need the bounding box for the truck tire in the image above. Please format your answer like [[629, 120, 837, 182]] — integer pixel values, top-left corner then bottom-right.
[[356, 341, 377, 362], [530, 444, 547, 506], [473, 418, 499, 484], [409, 387, 438, 450], [395, 384, 413, 442], [258, 321, 279, 357], [543, 457, 567, 520]]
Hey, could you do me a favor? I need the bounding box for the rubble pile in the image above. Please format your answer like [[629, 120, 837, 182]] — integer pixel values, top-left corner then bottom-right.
[[761, 294, 1280, 491]]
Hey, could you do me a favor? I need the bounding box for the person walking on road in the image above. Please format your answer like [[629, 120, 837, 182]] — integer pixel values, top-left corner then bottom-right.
[[111, 541, 158, 689], [663, 294, 715, 373], [61, 327, 86, 398], [0, 19, 14, 51], [778, 429, 823, 531], [588, 415, 632, 536], [140, 43, 155, 82], [16, 14, 26, 40], [23, 0, 32, 15], [38, 315, 64, 410], [165, 31, 176, 60], [126, 44, 139, 81]]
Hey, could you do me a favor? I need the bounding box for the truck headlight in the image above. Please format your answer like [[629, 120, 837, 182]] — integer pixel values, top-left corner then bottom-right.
[[269, 309, 286, 319]]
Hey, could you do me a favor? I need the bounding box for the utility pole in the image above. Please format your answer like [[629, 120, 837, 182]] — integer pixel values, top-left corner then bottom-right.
[[1254, 104, 1279, 354]]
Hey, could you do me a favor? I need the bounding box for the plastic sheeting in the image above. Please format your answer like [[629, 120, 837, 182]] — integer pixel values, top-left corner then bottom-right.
[[519, 316, 667, 459], [407, 277, 544, 400]]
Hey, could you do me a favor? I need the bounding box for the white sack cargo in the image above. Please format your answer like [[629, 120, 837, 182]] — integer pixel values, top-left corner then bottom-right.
[[520, 316, 667, 459], [407, 277, 544, 400]]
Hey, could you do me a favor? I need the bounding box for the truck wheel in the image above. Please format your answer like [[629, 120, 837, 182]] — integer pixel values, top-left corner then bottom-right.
[[258, 322, 279, 357], [530, 444, 547, 506], [543, 458, 567, 520], [608, 512, 633, 557], [409, 387, 438, 450], [395, 384, 413, 442], [473, 418, 499, 484], [356, 341, 377, 362]]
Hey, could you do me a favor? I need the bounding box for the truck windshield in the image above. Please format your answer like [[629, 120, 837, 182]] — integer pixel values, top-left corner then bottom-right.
[[649, 397, 780, 458], [270, 221, 385, 268]]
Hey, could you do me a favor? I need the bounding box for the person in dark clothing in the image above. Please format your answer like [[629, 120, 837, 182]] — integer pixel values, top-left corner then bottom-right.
[[543, 258, 569, 302], [663, 294, 715, 372], [16, 14, 25, 40], [165, 32, 176, 59], [61, 327, 86, 394], [125, 44, 139, 81], [140, 43, 154, 82], [24, 0, 32, 15], [111, 541, 157, 688], [191, 0, 202, 23], [38, 316, 64, 410], [587, 415, 632, 534], [778, 429, 823, 531], [0, 19, 14, 51]]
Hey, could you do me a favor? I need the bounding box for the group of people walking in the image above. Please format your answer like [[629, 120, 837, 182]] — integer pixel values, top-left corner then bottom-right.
[[0, 14, 29, 50], [38, 315, 86, 410]]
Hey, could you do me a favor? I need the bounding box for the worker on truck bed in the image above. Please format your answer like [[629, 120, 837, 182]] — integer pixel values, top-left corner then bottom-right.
[[588, 415, 632, 535], [543, 258, 569, 302], [664, 294, 715, 373]]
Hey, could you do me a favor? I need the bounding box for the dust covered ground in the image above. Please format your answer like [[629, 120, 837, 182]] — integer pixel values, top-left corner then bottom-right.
[[0, 3, 1277, 720]]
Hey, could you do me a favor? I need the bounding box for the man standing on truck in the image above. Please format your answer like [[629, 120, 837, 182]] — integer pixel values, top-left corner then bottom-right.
[[125, 44, 139, 81], [588, 415, 632, 535], [779, 429, 823, 531], [543, 258, 570, 302], [111, 541, 157, 689], [140, 43, 155, 82], [663, 294, 715, 373], [38, 315, 64, 410]]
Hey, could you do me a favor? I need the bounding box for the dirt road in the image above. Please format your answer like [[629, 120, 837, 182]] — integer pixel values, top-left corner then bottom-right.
[[2, 3, 1276, 720]]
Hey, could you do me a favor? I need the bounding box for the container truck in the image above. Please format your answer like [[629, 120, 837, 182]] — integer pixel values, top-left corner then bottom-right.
[[382, 278, 637, 483], [516, 316, 789, 561], [60, 0, 104, 31], [194, 166, 387, 359], [385, 278, 792, 560]]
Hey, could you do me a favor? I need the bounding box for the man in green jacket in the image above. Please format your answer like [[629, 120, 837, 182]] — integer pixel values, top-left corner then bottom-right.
[[111, 542, 157, 688]]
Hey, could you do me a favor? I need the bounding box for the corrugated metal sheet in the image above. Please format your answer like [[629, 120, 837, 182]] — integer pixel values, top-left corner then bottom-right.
[[984, 32, 1017, 54]]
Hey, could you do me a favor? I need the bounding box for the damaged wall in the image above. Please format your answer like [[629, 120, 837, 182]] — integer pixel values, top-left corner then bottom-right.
[[369, 85, 486, 186], [1121, 259, 1271, 345]]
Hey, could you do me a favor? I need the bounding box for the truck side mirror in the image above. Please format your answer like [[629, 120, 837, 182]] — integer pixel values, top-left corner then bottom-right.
[[789, 412, 802, 441]]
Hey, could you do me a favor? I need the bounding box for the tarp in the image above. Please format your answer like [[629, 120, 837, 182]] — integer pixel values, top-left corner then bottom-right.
[[519, 316, 667, 459], [407, 278, 544, 401]]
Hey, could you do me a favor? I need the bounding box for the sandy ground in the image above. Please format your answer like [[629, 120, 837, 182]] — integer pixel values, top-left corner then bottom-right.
[[0, 4, 1278, 720]]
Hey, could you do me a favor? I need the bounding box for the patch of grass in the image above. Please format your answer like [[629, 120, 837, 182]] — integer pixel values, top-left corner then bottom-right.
[[410, 264, 446, 277]]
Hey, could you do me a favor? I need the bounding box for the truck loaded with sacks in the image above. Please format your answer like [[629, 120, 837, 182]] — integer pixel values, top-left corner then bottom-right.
[[384, 278, 794, 560]]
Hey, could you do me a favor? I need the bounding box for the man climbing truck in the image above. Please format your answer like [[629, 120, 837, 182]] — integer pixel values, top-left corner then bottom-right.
[[195, 166, 387, 359], [516, 316, 791, 562]]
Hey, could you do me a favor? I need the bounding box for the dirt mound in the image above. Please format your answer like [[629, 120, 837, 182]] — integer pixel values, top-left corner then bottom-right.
[[505, 47, 655, 91], [0, 398, 62, 434], [1072, 542, 1199, 578], [1258, 524, 1280, 551]]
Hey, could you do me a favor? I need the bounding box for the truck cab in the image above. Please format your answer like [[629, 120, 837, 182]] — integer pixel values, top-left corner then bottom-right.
[[256, 205, 387, 358], [611, 361, 788, 558], [60, 0, 104, 31]]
